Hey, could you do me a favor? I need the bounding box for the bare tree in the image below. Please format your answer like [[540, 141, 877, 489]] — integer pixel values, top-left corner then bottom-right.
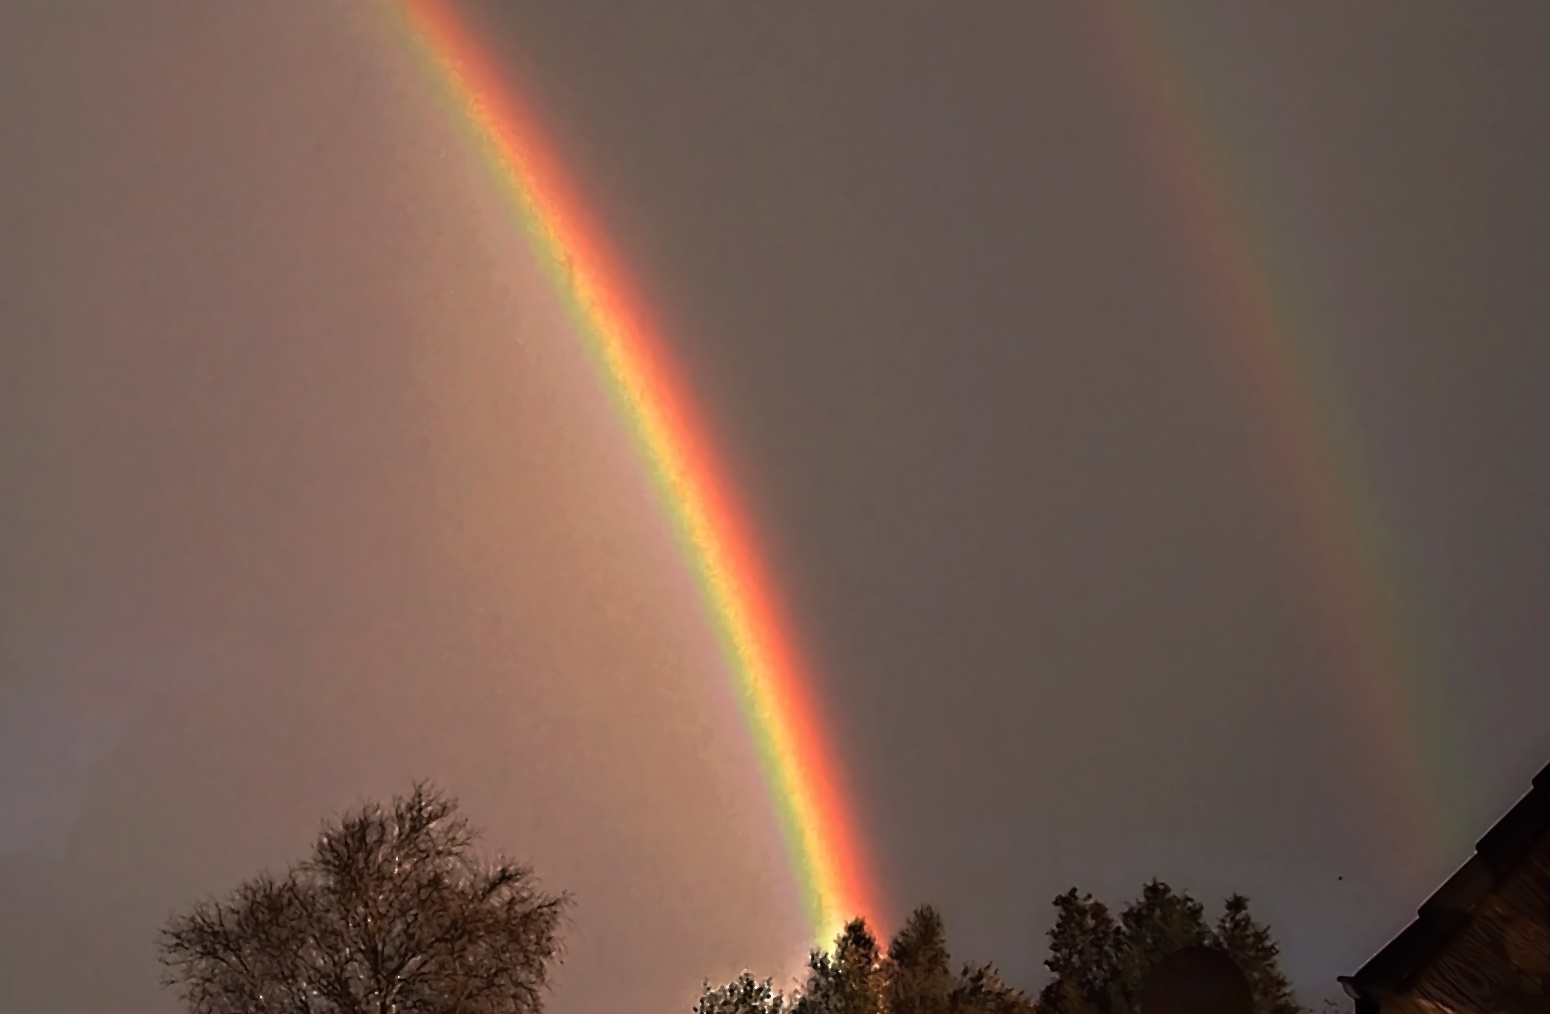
[[159, 783, 570, 1014]]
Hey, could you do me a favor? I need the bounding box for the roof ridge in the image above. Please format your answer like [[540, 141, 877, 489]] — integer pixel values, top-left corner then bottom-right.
[[1338, 758, 1550, 1005]]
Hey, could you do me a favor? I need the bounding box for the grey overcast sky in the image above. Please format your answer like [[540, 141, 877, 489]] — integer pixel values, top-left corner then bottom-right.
[[2, 3, 1548, 1012]]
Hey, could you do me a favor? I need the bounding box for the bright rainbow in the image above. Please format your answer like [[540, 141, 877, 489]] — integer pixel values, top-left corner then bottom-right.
[[1094, 3, 1468, 861], [393, 0, 877, 947]]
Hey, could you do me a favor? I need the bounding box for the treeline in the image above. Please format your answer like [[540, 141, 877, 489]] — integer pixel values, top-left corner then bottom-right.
[[156, 784, 1307, 1014], [697, 881, 1303, 1014]]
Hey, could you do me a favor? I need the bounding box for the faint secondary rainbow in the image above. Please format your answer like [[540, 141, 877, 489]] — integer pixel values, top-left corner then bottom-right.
[[393, 0, 876, 946], [1093, 3, 1469, 861]]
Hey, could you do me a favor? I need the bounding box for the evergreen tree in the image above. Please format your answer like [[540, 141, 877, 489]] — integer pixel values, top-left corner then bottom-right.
[[1036, 882, 1305, 1014], [794, 919, 887, 1014], [698, 907, 1038, 1014], [882, 905, 1035, 1014], [694, 882, 1307, 1014], [947, 962, 1037, 1014], [695, 972, 788, 1014], [1038, 890, 1122, 1014], [1213, 895, 1303, 1014], [1110, 880, 1212, 1014], [886, 906, 955, 1014]]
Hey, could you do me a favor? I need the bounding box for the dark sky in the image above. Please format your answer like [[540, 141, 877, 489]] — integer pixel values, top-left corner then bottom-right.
[[2, 3, 1549, 1012]]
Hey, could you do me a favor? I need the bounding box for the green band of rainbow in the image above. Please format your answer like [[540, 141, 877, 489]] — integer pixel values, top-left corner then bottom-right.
[[394, 0, 877, 947]]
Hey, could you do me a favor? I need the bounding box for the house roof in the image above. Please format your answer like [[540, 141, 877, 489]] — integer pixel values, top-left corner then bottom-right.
[[1338, 757, 1550, 1004]]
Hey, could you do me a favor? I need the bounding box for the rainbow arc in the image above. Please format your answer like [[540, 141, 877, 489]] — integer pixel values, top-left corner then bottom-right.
[[396, 0, 878, 948]]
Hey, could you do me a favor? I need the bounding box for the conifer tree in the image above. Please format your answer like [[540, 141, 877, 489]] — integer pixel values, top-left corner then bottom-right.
[[886, 906, 954, 1014], [1036, 882, 1305, 1014], [947, 962, 1037, 1014], [1110, 880, 1212, 1014], [794, 919, 887, 1014], [1038, 890, 1122, 1014], [698, 907, 1038, 1014], [1213, 895, 1303, 1014], [696, 972, 788, 1014], [694, 882, 1306, 1014]]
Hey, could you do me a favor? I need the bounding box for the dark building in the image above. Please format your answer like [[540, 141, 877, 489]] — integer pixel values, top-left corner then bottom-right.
[[1340, 759, 1550, 1014]]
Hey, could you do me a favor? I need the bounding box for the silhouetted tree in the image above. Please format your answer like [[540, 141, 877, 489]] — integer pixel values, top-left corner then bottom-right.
[[1110, 880, 1212, 1014], [1038, 890, 1122, 1014], [886, 905, 954, 1014], [1214, 894, 1301, 1014], [1038, 881, 1305, 1014], [795, 919, 888, 1014], [700, 907, 1034, 1014], [698, 883, 1305, 1014], [158, 783, 569, 1014], [696, 973, 789, 1014], [946, 962, 1036, 1014]]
